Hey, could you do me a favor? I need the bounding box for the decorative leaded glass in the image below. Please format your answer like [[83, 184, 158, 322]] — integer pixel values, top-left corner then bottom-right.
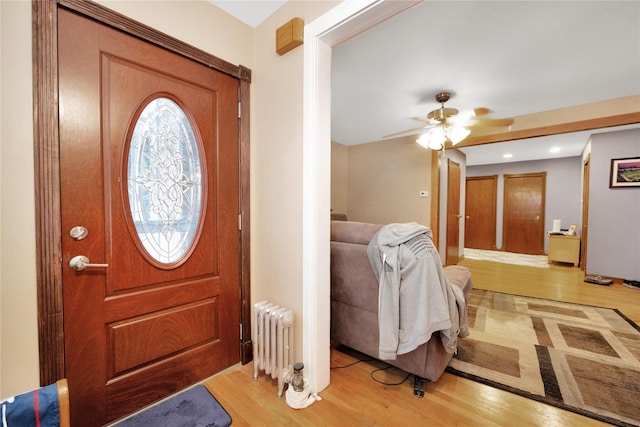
[[127, 97, 203, 264]]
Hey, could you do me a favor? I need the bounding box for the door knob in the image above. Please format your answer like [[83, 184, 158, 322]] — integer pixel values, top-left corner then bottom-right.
[[69, 255, 109, 271]]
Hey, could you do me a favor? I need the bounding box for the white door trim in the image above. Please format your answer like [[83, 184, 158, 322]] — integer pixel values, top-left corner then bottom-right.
[[302, 0, 420, 393]]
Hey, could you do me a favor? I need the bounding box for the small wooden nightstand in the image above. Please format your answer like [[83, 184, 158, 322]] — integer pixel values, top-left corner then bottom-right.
[[548, 234, 581, 267]]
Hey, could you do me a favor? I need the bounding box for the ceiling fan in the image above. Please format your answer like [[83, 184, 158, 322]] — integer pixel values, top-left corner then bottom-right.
[[383, 91, 514, 150]]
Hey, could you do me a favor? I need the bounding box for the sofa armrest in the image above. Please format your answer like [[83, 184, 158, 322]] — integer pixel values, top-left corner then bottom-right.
[[443, 265, 473, 296]]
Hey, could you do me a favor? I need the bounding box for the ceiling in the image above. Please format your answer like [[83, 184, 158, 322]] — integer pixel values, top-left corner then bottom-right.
[[331, 1, 640, 165], [211, 1, 640, 165], [208, 0, 286, 28]]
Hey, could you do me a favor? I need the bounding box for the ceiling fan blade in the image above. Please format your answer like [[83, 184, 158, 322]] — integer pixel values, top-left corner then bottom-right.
[[471, 117, 514, 127], [411, 116, 438, 124], [473, 107, 492, 117], [390, 94, 512, 140], [383, 124, 434, 139], [467, 107, 514, 127]]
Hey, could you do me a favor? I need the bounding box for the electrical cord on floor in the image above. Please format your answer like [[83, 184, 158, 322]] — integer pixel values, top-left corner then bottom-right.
[[330, 358, 375, 369], [330, 358, 411, 386], [370, 366, 411, 386]]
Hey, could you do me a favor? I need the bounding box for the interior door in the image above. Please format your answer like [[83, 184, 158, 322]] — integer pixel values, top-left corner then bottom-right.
[[59, 10, 240, 425], [446, 159, 461, 265], [465, 175, 498, 250], [503, 172, 546, 255]]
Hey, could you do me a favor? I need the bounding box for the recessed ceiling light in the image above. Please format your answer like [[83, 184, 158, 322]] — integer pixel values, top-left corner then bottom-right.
[[550, 146, 561, 153], [503, 153, 513, 158]]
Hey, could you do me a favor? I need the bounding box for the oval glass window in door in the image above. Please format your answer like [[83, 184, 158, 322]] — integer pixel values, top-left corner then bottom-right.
[[127, 97, 203, 265]]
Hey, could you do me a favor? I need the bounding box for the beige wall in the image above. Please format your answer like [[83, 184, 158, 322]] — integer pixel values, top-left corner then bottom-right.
[[331, 142, 349, 216], [1, 0, 39, 398], [252, 0, 340, 363], [0, 0, 256, 398], [344, 137, 431, 225]]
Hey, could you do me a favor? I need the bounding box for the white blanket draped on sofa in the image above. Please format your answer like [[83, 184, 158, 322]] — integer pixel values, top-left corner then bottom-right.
[[367, 222, 469, 360]]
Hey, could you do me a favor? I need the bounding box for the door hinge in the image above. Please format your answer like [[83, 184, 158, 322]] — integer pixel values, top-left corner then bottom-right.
[[240, 323, 243, 339], [238, 102, 241, 119], [238, 214, 242, 231]]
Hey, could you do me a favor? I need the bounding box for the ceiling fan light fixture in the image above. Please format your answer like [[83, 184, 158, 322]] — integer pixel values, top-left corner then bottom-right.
[[448, 125, 471, 145], [417, 127, 445, 151], [428, 139, 444, 151], [417, 132, 442, 151], [416, 92, 472, 150], [388, 91, 511, 142], [416, 133, 432, 149], [417, 123, 470, 151]]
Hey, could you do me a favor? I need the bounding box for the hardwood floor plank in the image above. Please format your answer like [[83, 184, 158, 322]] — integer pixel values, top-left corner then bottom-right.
[[460, 258, 640, 323], [202, 260, 636, 425]]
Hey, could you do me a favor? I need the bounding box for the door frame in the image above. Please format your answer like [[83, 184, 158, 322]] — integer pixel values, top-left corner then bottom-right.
[[581, 154, 590, 270], [32, 0, 252, 385], [445, 159, 461, 265]]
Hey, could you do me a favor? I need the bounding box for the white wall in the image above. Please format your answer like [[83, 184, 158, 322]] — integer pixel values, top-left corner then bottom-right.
[[0, 0, 254, 398]]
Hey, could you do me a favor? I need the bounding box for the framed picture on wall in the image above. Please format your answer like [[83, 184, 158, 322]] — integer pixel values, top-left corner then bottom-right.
[[610, 157, 640, 188]]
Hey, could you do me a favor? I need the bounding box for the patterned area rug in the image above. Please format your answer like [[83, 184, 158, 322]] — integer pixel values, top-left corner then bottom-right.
[[447, 290, 640, 427], [464, 248, 549, 268]]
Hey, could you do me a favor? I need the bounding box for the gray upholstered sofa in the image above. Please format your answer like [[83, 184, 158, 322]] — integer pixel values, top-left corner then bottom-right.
[[330, 220, 473, 382]]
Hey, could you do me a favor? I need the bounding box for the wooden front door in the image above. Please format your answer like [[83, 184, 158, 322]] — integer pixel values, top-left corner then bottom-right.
[[446, 159, 461, 265], [59, 9, 240, 425], [465, 176, 498, 250], [503, 172, 546, 255]]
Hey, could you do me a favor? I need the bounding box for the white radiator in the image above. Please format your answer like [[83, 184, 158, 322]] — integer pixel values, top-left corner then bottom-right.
[[252, 301, 294, 397]]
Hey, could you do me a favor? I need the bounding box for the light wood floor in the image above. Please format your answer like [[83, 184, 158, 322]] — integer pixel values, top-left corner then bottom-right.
[[203, 260, 640, 426]]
